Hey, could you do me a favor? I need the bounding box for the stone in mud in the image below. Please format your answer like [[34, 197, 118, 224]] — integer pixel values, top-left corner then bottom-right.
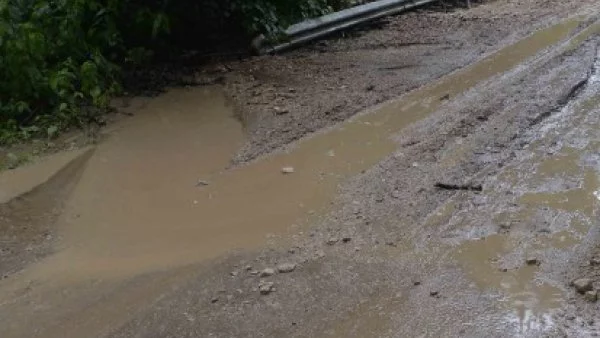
[[211, 296, 219, 303], [526, 257, 540, 266], [590, 258, 600, 266], [259, 281, 275, 295], [430, 291, 439, 297], [281, 167, 295, 174], [499, 222, 512, 230], [277, 263, 296, 273], [585, 291, 598, 302], [572, 278, 594, 294], [327, 237, 339, 245], [260, 268, 276, 277], [342, 236, 352, 243], [273, 106, 289, 115], [391, 190, 401, 199]]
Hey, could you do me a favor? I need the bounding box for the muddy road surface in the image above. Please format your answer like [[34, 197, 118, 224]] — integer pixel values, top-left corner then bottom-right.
[[2, 1, 600, 337]]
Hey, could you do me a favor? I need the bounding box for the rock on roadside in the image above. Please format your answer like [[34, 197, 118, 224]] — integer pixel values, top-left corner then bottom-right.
[[277, 263, 296, 273], [572, 278, 594, 294], [585, 290, 598, 302], [259, 281, 275, 295], [260, 268, 276, 277]]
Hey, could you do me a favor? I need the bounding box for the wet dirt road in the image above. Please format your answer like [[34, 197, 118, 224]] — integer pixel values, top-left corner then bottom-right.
[[1, 2, 600, 337]]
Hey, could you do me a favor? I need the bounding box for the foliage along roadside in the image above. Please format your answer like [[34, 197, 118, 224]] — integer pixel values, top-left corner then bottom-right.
[[0, 0, 353, 145]]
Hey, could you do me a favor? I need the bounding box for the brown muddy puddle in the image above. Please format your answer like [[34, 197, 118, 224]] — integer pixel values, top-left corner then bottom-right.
[[454, 235, 563, 332], [0, 148, 90, 204]]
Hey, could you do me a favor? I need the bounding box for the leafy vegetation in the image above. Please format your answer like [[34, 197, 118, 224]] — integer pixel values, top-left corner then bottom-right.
[[0, 0, 351, 144]]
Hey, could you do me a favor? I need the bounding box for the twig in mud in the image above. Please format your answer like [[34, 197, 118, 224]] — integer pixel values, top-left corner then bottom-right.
[[377, 64, 419, 71], [434, 182, 482, 191]]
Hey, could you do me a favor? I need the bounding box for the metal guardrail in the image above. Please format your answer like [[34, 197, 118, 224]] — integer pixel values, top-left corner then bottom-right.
[[254, 0, 438, 54]]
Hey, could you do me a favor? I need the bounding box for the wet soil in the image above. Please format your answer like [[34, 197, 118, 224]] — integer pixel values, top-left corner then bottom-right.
[[224, 0, 600, 164], [1, 0, 600, 337], [107, 18, 600, 338]]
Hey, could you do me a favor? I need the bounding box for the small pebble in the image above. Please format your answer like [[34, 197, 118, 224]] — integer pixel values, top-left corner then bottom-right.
[[572, 278, 594, 294], [277, 263, 296, 273], [260, 268, 275, 277], [274, 106, 289, 115], [585, 290, 598, 302], [281, 167, 295, 174], [259, 281, 275, 295], [327, 237, 339, 245]]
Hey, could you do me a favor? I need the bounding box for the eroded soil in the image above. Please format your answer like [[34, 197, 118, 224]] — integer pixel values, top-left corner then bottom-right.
[[1, 1, 600, 337]]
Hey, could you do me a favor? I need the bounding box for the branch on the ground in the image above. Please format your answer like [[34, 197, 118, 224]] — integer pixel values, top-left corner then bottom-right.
[[434, 182, 482, 191]]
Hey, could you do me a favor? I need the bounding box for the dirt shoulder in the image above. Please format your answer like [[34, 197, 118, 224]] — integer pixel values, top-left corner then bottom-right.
[[223, 0, 598, 164]]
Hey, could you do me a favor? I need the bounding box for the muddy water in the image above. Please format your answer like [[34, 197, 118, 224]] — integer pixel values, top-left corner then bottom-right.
[[454, 235, 563, 331], [450, 75, 600, 333], [0, 148, 89, 203], [0, 16, 595, 338], [39, 86, 247, 279], [6, 17, 585, 283]]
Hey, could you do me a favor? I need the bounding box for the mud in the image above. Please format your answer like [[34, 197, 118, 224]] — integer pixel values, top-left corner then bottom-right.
[[0, 149, 93, 277], [6, 12, 584, 281], [112, 11, 600, 338], [1, 1, 600, 337], [224, 0, 600, 163]]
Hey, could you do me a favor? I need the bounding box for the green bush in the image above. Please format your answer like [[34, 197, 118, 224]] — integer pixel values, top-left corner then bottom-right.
[[0, 0, 350, 144], [0, 0, 122, 143]]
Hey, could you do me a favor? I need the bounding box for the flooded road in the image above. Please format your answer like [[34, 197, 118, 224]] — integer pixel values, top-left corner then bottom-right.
[[5, 16, 589, 279], [0, 8, 599, 338]]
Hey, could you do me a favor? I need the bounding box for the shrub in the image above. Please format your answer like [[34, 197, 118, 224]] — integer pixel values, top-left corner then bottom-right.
[[0, 0, 350, 144], [0, 0, 122, 142]]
